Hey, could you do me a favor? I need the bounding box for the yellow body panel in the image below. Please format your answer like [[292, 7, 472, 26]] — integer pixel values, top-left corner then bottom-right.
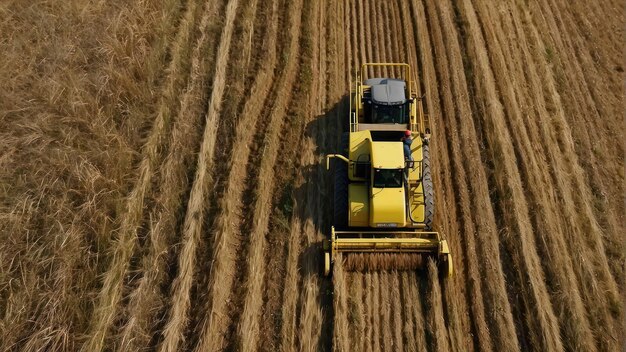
[[348, 130, 372, 181], [370, 186, 406, 227], [371, 142, 404, 169], [348, 183, 369, 227]]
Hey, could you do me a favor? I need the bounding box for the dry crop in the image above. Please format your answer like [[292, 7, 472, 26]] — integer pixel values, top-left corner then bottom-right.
[[1, 0, 623, 351]]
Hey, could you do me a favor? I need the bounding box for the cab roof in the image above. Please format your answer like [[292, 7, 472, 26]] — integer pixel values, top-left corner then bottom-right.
[[370, 141, 404, 169], [364, 78, 407, 105]]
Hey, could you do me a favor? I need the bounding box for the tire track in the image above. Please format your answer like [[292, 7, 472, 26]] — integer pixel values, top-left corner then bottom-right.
[[296, 185, 323, 352], [391, 0, 410, 64], [343, 0, 353, 79], [157, 1, 240, 350], [377, 0, 390, 65], [328, 11, 354, 350], [278, 214, 303, 352]]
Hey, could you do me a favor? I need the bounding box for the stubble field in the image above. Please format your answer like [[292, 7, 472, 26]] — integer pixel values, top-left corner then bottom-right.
[[1, 0, 624, 351]]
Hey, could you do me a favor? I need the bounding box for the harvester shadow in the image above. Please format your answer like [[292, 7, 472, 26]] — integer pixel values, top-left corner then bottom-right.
[[292, 94, 348, 352], [297, 94, 349, 278]]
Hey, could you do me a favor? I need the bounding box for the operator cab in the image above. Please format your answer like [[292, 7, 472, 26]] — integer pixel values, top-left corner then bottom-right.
[[363, 78, 410, 124]]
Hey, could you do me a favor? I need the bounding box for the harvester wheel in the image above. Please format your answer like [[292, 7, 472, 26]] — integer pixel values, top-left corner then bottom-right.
[[323, 252, 331, 276], [439, 253, 453, 278], [334, 133, 349, 228], [422, 143, 434, 231]]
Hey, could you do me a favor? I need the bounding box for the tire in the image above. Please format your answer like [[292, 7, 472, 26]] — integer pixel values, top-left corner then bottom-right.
[[334, 133, 349, 229], [422, 143, 434, 231]]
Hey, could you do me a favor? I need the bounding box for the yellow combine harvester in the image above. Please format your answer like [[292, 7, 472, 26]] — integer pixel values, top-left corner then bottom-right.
[[323, 63, 452, 277]]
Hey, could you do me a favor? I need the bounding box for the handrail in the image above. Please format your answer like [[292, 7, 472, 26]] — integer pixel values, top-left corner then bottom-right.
[[326, 154, 350, 170]]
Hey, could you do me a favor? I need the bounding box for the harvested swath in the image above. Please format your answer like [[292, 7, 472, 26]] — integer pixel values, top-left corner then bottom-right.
[[399, 273, 417, 352], [515, 2, 622, 348], [425, 260, 451, 352], [349, 0, 359, 71], [455, 0, 563, 348], [278, 215, 303, 352], [467, 2, 597, 351], [296, 144, 325, 352], [234, 0, 304, 346], [192, 0, 281, 350], [406, 272, 428, 351], [365, 0, 378, 65], [421, 0, 521, 350], [543, 0, 624, 283], [379, 271, 393, 351], [356, 0, 367, 65], [297, 278, 323, 352], [158, 0, 240, 350], [402, 4, 471, 350], [3, 0, 625, 351], [118, 0, 211, 348], [280, 0, 322, 350], [541, 0, 623, 294], [343, 271, 367, 351], [371, 272, 382, 352], [417, 3, 499, 350], [471, 2, 620, 350], [343, 253, 429, 271], [423, 0, 515, 349], [390, 274, 404, 352], [296, 1, 331, 350], [332, 256, 350, 352]]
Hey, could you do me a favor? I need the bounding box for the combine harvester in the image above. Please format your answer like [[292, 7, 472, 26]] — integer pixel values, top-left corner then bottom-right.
[[323, 63, 452, 277]]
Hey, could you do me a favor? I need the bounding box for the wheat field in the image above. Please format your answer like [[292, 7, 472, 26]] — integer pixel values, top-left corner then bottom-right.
[[0, 0, 623, 351]]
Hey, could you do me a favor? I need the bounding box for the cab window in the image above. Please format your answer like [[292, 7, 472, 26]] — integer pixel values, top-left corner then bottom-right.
[[373, 168, 403, 188]]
